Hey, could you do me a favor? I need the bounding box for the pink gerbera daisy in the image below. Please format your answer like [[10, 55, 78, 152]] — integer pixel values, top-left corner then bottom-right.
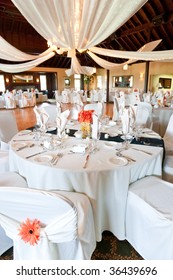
[[18, 218, 40, 246]]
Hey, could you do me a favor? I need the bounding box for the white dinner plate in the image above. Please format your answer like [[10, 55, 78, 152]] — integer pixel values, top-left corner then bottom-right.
[[109, 156, 128, 166], [108, 133, 118, 137], [34, 154, 53, 163], [104, 142, 117, 148], [47, 127, 57, 132], [18, 130, 31, 136], [12, 142, 27, 150]]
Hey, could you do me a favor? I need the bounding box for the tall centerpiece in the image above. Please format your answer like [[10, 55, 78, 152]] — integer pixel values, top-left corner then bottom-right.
[[78, 110, 94, 139]]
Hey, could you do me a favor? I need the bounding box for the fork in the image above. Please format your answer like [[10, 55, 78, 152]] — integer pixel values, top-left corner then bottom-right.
[[51, 153, 63, 165], [116, 151, 136, 163]]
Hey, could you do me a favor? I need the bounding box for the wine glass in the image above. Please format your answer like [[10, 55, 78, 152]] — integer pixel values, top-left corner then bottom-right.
[[121, 133, 134, 150]]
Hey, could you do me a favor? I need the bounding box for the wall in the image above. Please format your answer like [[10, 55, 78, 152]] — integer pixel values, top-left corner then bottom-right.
[[108, 61, 173, 93], [2, 61, 173, 95]]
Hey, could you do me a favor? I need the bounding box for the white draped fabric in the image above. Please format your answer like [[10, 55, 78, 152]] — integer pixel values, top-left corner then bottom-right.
[[12, 0, 146, 49], [0, 0, 172, 74], [0, 52, 55, 73], [0, 0, 146, 73], [0, 36, 56, 61], [89, 40, 173, 62]]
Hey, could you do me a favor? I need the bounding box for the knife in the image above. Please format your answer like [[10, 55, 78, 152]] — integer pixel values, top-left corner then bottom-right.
[[83, 154, 90, 168], [132, 147, 152, 155], [25, 151, 46, 159], [16, 143, 34, 151]]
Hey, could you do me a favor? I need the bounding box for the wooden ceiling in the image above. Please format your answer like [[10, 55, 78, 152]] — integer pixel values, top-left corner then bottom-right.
[[0, 0, 173, 69]]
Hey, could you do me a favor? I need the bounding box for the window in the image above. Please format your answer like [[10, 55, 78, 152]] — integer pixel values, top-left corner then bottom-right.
[[112, 75, 133, 88], [159, 78, 172, 89], [74, 74, 81, 91], [0, 75, 5, 91], [40, 75, 47, 91]]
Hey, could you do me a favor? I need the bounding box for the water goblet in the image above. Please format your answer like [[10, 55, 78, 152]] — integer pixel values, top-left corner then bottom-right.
[[121, 133, 134, 150]]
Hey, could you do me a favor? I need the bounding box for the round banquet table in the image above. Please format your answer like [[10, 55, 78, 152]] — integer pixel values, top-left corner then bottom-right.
[[9, 132, 163, 241]]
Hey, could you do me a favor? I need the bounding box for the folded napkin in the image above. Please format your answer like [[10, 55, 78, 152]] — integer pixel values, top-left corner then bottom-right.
[[97, 101, 104, 119], [71, 145, 86, 153], [56, 109, 70, 138], [121, 108, 130, 134], [112, 97, 119, 121], [128, 105, 136, 132], [140, 132, 161, 139], [140, 128, 161, 139], [33, 106, 49, 132], [92, 113, 99, 140]]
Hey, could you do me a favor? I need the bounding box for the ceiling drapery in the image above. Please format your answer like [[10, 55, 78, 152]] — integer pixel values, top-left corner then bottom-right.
[[0, 0, 173, 74]]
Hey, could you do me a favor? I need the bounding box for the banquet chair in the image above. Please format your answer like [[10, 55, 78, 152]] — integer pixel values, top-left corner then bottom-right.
[[0, 110, 18, 144], [41, 104, 57, 127], [0, 171, 28, 256], [135, 102, 153, 129], [0, 187, 96, 260], [84, 102, 104, 118], [126, 176, 173, 259], [0, 151, 9, 173], [162, 114, 173, 183]]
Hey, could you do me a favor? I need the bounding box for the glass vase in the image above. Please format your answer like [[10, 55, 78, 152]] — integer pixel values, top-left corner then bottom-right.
[[80, 122, 92, 139]]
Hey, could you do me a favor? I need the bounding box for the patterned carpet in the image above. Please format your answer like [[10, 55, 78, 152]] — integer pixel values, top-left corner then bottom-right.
[[0, 231, 143, 260]]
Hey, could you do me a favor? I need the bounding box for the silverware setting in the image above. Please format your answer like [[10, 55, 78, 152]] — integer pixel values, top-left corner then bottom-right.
[[116, 152, 136, 163], [131, 147, 152, 155], [25, 150, 46, 159], [50, 153, 63, 165], [16, 143, 35, 151]]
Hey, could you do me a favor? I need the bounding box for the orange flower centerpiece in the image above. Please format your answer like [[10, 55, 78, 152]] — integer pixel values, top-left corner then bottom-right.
[[18, 218, 40, 246], [78, 109, 94, 139]]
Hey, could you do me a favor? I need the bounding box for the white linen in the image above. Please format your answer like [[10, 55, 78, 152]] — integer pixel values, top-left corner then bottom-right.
[[92, 113, 99, 140], [112, 96, 119, 121], [33, 106, 49, 131], [0, 110, 18, 143], [7, 0, 147, 74], [121, 108, 130, 134], [9, 133, 163, 241], [56, 109, 70, 138], [126, 176, 173, 259], [0, 171, 28, 256], [0, 151, 9, 173], [0, 187, 96, 260]]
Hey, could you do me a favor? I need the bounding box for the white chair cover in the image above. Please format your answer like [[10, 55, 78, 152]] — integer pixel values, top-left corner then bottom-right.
[[126, 176, 173, 259], [163, 113, 173, 154], [0, 172, 28, 256], [0, 110, 18, 144], [162, 114, 173, 182], [42, 104, 57, 127], [4, 94, 16, 109], [112, 96, 119, 121], [61, 90, 70, 103], [135, 102, 153, 129], [0, 96, 5, 108], [0, 187, 96, 260], [0, 151, 9, 173], [84, 102, 103, 118]]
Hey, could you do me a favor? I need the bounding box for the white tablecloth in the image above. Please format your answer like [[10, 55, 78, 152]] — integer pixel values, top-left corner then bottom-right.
[[9, 132, 163, 241]]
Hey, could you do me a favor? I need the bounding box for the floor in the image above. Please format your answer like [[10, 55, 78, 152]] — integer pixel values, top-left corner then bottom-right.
[[13, 101, 114, 131]]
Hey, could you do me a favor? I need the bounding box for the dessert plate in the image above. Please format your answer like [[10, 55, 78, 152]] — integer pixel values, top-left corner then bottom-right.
[[34, 154, 53, 163], [109, 156, 128, 166]]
